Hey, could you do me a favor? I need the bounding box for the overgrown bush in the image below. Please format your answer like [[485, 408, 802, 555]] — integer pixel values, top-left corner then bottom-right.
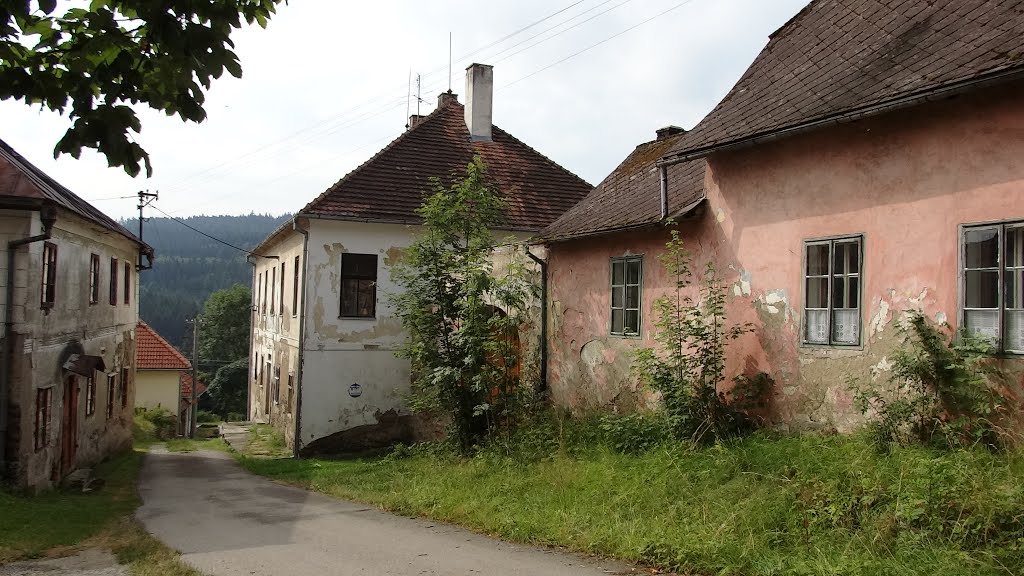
[[597, 412, 674, 454], [196, 410, 219, 423], [853, 311, 1008, 451], [391, 157, 537, 454], [134, 407, 177, 441], [633, 228, 765, 444]]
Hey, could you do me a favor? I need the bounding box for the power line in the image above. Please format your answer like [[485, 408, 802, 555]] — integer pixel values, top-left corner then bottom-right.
[[501, 0, 697, 90], [148, 204, 268, 258]]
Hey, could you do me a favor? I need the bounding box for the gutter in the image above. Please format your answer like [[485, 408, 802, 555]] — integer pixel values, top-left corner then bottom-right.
[[292, 218, 310, 458], [659, 67, 1024, 167], [524, 246, 547, 393], [1, 203, 57, 475]]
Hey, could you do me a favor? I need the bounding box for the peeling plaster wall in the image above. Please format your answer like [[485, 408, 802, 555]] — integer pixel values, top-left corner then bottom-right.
[[249, 227, 305, 450], [4, 208, 139, 490], [547, 82, 1024, 430], [292, 219, 535, 454]]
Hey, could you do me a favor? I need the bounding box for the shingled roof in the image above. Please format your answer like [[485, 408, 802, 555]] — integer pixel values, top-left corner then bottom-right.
[[136, 322, 191, 371], [539, 129, 705, 242], [0, 138, 153, 254], [663, 0, 1024, 163], [296, 96, 592, 232]]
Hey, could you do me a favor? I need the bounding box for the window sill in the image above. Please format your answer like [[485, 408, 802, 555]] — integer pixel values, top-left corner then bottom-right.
[[339, 316, 377, 321], [609, 332, 642, 340], [799, 342, 865, 352]]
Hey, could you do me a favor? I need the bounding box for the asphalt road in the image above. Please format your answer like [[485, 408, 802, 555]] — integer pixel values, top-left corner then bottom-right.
[[136, 448, 635, 576]]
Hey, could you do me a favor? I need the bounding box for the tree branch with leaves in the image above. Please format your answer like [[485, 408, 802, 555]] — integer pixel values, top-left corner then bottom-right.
[[0, 0, 284, 176]]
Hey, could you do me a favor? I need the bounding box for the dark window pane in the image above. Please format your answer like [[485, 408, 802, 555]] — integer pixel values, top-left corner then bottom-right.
[[834, 241, 859, 275], [965, 228, 999, 269], [342, 253, 377, 279], [356, 279, 375, 317], [806, 244, 829, 276], [1008, 227, 1024, 268], [611, 309, 624, 334], [611, 286, 623, 308], [611, 261, 624, 285], [1007, 270, 1023, 310], [626, 260, 641, 284], [626, 285, 640, 308], [341, 278, 358, 316], [624, 310, 640, 334], [832, 276, 860, 309], [965, 270, 999, 308], [806, 277, 828, 308]]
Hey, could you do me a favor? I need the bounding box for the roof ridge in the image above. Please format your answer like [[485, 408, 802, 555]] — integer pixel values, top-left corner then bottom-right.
[[136, 321, 192, 369]]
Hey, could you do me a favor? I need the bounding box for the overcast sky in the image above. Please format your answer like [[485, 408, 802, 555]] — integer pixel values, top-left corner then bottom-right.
[[0, 0, 809, 220]]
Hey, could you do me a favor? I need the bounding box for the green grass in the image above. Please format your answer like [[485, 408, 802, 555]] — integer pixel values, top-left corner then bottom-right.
[[165, 437, 228, 453], [240, 432, 1024, 576], [245, 424, 290, 458], [1, 444, 201, 575]]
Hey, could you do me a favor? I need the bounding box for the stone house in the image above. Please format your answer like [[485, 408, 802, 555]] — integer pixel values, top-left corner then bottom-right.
[[249, 64, 592, 454], [537, 0, 1024, 429], [135, 321, 206, 435], [1, 139, 152, 490]]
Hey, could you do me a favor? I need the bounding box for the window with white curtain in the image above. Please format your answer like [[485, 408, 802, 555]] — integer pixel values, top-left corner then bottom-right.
[[803, 236, 862, 346], [962, 222, 1024, 353]]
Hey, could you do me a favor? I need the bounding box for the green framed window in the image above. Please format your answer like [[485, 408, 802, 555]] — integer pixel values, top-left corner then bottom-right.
[[610, 256, 642, 336]]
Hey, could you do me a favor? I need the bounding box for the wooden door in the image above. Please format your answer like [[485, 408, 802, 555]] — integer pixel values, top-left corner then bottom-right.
[[61, 376, 79, 475]]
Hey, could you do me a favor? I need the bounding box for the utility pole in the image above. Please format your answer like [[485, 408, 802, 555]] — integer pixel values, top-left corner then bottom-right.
[[189, 317, 200, 438], [136, 190, 157, 271]]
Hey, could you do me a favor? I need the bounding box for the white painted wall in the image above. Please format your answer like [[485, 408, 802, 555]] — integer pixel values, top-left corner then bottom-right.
[[136, 370, 180, 412]]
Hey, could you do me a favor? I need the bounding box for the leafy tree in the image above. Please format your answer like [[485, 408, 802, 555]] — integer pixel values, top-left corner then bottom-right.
[[0, 0, 284, 176], [633, 229, 758, 444], [391, 157, 535, 454], [205, 357, 248, 417], [198, 283, 252, 361]]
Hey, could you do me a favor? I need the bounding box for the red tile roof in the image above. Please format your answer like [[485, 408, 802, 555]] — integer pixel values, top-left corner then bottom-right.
[[296, 97, 593, 232], [136, 321, 191, 371], [663, 0, 1024, 163], [180, 373, 207, 401], [540, 129, 704, 242], [0, 138, 153, 254]]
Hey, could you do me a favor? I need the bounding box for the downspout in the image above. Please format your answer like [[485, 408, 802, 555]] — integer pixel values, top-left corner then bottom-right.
[[1, 204, 57, 475], [524, 246, 547, 393], [292, 217, 310, 458]]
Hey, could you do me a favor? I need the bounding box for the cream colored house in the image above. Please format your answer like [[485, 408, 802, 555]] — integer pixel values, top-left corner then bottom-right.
[[250, 64, 592, 455], [135, 321, 203, 435]]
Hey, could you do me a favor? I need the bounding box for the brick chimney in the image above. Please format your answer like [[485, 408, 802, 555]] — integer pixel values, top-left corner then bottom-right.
[[407, 114, 427, 129], [464, 63, 493, 141], [437, 91, 458, 108], [656, 126, 686, 140]]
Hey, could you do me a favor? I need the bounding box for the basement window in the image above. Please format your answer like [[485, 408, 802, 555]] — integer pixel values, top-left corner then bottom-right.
[[803, 236, 862, 346], [89, 253, 100, 305], [41, 242, 57, 309], [610, 256, 642, 337], [340, 253, 377, 318], [961, 222, 1024, 353], [35, 387, 52, 450]]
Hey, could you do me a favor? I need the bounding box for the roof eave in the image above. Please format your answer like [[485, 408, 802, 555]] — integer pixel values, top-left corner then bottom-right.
[[539, 197, 706, 244], [660, 66, 1024, 167]]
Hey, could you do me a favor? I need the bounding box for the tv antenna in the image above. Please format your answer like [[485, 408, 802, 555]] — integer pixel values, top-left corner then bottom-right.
[[416, 73, 422, 116], [405, 69, 412, 128]]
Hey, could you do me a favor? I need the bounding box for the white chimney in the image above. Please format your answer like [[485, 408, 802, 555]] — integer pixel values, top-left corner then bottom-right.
[[464, 63, 493, 141]]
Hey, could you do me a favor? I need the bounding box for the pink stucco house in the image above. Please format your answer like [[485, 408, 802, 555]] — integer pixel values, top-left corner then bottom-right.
[[538, 0, 1024, 429]]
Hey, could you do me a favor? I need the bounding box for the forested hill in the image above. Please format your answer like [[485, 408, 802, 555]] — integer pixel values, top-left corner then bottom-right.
[[121, 213, 291, 349]]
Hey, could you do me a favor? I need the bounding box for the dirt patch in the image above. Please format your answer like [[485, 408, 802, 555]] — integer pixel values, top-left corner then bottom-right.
[[0, 549, 126, 576]]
